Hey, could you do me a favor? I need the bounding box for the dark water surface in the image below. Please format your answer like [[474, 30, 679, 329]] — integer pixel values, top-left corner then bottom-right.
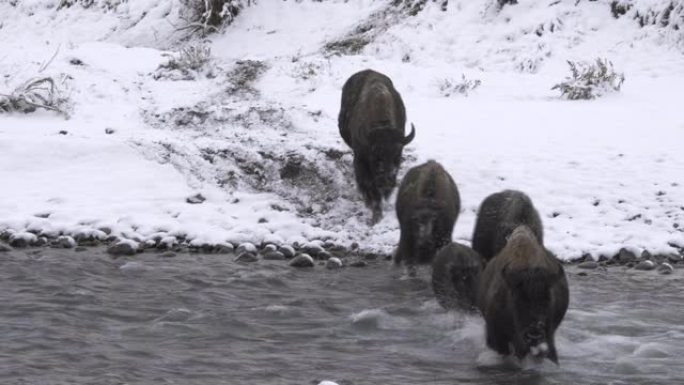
[[1, 248, 682, 385]]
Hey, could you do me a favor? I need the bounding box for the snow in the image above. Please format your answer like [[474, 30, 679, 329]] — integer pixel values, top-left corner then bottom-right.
[[0, 0, 683, 260]]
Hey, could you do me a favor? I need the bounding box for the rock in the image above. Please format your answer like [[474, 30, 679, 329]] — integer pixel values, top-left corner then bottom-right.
[[105, 127, 115, 134], [326, 257, 343, 269], [215, 243, 234, 254], [667, 254, 683, 264], [657, 263, 674, 275], [159, 251, 177, 258], [278, 245, 295, 259], [289, 254, 314, 268], [186, 193, 206, 204], [363, 253, 378, 261], [32, 237, 48, 247], [9, 233, 36, 248], [615, 248, 637, 264], [98, 227, 113, 235], [262, 244, 278, 252], [350, 242, 359, 250], [157, 236, 177, 250], [107, 241, 138, 256], [634, 260, 656, 271], [262, 251, 285, 261], [577, 261, 599, 269], [640, 250, 652, 260], [74, 246, 88, 252], [58, 130, 68, 135], [301, 243, 325, 258], [235, 252, 258, 263], [349, 260, 367, 268], [237, 242, 257, 255], [0, 243, 12, 252], [54, 236, 76, 249], [317, 251, 332, 260], [577, 272, 588, 277]]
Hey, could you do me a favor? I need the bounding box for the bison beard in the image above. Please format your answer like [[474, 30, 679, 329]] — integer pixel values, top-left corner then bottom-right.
[[338, 69, 415, 224], [477, 225, 569, 364], [394, 160, 460, 275], [472, 189, 544, 262]]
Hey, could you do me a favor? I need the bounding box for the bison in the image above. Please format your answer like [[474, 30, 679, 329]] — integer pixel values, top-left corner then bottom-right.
[[477, 225, 569, 364], [394, 160, 460, 275], [472, 189, 543, 262], [338, 69, 415, 224], [431, 242, 484, 311]]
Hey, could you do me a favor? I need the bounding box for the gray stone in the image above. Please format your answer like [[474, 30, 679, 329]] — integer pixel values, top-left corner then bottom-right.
[[289, 254, 314, 268], [237, 242, 257, 255], [107, 241, 138, 256], [279, 245, 295, 259], [54, 236, 76, 249], [667, 254, 683, 264], [263, 251, 285, 261], [159, 251, 177, 258], [215, 243, 234, 254], [615, 248, 637, 264], [317, 251, 332, 260], [32, 237, 48, 247], [577, 261, 599, 269], [9, 234, 35, 248], [640, 250, 652, 260], [325, 257, 343, 269], [301, 243, 325, 258], [634, 260, 656, 271], [657, 263, 674, 275], [350, 260, 368, 268], [235, 252, 258, 263], [186, 193, 206, 204], [262, 244, 278, 252]]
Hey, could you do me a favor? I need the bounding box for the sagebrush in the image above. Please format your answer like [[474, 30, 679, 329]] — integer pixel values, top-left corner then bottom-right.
[[154, 43, 214, 80], [438, 75, 482, 97], [552, 59, 625, 100], [0, 76, 71, 118], [179, 0, 251, 35]]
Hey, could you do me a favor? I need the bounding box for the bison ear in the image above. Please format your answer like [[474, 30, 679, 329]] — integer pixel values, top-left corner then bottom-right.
[[402, 123, 416, 145]]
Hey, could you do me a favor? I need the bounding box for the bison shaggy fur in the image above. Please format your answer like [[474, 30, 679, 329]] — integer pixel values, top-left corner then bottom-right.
[[394, 160, 460, 272], [477, 225, 569, 364], [338, 69, 415, 224], [472, 189, 543, 262]]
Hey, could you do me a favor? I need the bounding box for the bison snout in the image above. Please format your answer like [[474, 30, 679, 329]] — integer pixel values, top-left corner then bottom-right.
[[523, 322, 546, 345]]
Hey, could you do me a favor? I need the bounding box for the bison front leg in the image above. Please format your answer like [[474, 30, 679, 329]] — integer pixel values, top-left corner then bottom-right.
[[353, 156, 383, 225]]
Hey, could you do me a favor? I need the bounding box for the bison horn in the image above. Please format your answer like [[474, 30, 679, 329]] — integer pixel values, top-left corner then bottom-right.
[[403, 123, 416, 144]]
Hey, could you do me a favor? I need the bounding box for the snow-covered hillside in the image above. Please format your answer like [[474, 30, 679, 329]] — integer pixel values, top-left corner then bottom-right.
[[0, 0, 682, 260]]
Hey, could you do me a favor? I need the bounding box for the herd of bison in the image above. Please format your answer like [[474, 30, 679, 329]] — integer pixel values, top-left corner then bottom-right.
[[337, 69, 569, 364]]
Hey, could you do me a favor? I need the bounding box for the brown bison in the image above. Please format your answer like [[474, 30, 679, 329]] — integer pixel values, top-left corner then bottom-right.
[[432, 242, 484, 311], [338, 69, 415, 224], [472, 190, 543, 262], [477, 225, 569, 364], [394, 160, 460, 274]]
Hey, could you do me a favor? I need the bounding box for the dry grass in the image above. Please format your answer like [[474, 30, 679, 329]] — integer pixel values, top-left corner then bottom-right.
[[0, 76, 71, 118]]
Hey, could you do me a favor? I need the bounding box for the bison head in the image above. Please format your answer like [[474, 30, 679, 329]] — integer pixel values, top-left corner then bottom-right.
[[367, 124, 415, 197], [502, 265, 562, 364]]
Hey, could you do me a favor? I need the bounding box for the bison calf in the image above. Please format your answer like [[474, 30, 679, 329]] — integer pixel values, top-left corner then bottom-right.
[[395, 160, 460, 274], [432, 243, 484, 311], [338, 69, 415, 224], [477, 225, 569, 364], [472, 189, 543, 262]]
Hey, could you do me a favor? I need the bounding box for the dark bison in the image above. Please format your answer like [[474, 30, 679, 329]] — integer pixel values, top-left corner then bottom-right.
[[432, 242, 484, 311], [394, 160, 460, 274], [477, 225, 569, 364], [338, 69, 415, 224], [472, 189, 543, 262]]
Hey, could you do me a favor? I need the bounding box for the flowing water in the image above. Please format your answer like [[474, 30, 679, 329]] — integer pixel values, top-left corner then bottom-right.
[[1, 248, 682, 385]]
